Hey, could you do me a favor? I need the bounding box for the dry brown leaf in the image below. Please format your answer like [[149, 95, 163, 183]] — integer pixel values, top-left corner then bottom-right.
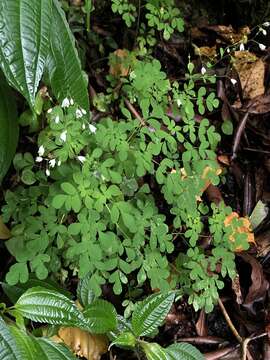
[[52, 327, 108, 360], [109, 49, 132, 77], [233, 51, 265, 100], [224, 212, 255, 251], [194, 45, 217, 59], [0, 216, 11, 240]]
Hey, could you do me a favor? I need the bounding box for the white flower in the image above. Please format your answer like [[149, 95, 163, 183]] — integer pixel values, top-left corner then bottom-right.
[[81, 109, 87, 115], [82, 123, 86, 130], [259, 43, 266, 50], [55, 115, 60, 124], [227, 48, 230, 53], [262, 28, 267, 36], [60, 130, 67, 142], [230, 78, 237, 85], [38, 145, 45, 157], [49, 159, 56, 168], [263, 22, 270, 27], [201, 66, 206, 75], [45, 169, 50, 176], [61, 98, 70, 108], [57, 160, 62, 166], [176, 99, 182, 107], [77, 156, 86, 163], [36, 156, 43, 162], [47, 108, 52, 113], [70, 98, 74, 106], [75, 109, 83, 119], [239, 43, 245, 51], [89, 124, 97, 133]]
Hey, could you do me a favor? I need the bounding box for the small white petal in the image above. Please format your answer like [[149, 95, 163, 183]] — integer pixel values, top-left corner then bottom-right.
[[61, 98, 70, 108], [70, 98, 74, 106], [89, 124, 97, 133], [38, 145, 45, 156], [230, 78, 237, 85], [81, 109, 87, 115], [55, 115, 60, 124], [75, 109, 83, 119], [77, 156, 86, 163], [262, 29, 267, 36], [239, 43, 245, 51], [259, 43, 266, 50], [47, 108, 52, 113], [49, 159, 56, 168], [263, 22, 270, 27], [176, 99, 182, 107], [36, 156, 43, 162], [227, 48, 230, 53], [57, 160, 62, 166], [82, 123, 86, 130], [45, 169, 50, 176], [201, 66, 206, 75], [60, 130, 67, 142]]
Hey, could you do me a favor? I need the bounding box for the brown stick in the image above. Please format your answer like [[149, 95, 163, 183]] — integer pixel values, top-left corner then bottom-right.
[[124, 98, 145, 126], [218, 298, 243, 344]]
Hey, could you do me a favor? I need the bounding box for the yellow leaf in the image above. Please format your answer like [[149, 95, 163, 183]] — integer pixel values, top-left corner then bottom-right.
[[224, 212, 255, 252], [52, 327, 108, 360], [0, 216, 11, 240]]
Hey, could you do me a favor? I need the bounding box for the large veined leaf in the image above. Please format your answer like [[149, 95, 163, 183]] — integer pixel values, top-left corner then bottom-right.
[[83, 299, 118, 334], [166, 343, 205, 360], [47, 0, 89, 111], [37, 338, 76, 360], [15, 287, 86, 328], [77, 273, 95, 307], [0, 72, 18, 183], [9, 326, 76, 360], [0, 0, 52, 107], [131, 292, 175, 337], [140, 342, 167, 360], [0, 317, 19, 360]]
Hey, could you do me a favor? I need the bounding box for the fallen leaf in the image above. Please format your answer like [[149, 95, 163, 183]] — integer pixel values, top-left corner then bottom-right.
[[224, 212, 255, 251], [0, 216, 11, 240], [231, 274, 243, 304], [233, 51, 265, 100], [195, 310, 208, 337], [194, 45, 217, 59], [52, 327, 108, 360], [239, 253, 269, 316], [249, 200, 268, 230]]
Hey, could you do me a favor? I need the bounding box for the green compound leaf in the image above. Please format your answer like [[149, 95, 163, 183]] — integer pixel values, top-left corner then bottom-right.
[[0, 317, 19, 360], [0, 0, 52, 108], [47, 0, 89, 111], [131, 292, 175, 337], [0, 72, 18, 183], [15, 287, 85, 328], [83, 299, 118, 334], [166, 343, 205, 360]]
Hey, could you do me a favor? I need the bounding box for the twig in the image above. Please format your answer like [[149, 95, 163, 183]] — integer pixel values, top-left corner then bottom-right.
[[242, 332, 267, 360], [218, 298, 243, 344], [124, 98, 145, 126]]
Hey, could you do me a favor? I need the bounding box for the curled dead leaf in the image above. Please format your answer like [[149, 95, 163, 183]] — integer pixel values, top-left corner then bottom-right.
[[0, 216, 11, 240], [52, 327, 108, 360], [224, 212, 255, 251]]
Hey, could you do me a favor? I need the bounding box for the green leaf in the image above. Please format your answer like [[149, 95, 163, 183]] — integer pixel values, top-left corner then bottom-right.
[[1, 278, 71, 304], [0, 317, 19, 360], [0, 0, 52, 107], [131, 292, 175, 337], [61, 182, 77, 195], [0, 72, 18, 183], [37, 338, 76, 360], [140, 342, 167, 360], [166, 343, 205, 360], [77, 273, 95, 307], [221, 120, 233, 135], [110, 332, 136, 349], [47, 0, 89, 111], [83, 299, 118, 334], [15, 287, 85, 328], [9, 326, 39, 360]]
